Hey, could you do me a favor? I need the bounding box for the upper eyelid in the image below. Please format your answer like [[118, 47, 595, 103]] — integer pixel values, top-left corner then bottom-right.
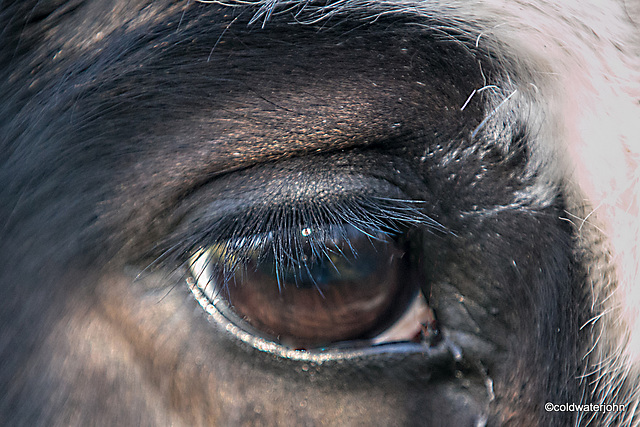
[[174, 162, 409, 233], [150, 154, 448, 270]]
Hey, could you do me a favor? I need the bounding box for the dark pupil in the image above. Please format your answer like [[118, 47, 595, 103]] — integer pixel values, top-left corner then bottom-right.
[[219, 229, 414, 348]]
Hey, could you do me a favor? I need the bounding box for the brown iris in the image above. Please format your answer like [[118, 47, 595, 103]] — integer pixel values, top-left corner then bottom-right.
[[197, 226, 418, 349]]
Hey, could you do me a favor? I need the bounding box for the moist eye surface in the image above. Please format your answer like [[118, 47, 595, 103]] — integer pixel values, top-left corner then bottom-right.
[[189, 224, 433, 350]]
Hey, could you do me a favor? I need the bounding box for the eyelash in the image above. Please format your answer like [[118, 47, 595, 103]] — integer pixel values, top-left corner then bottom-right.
[[153, 195, 444, 287]]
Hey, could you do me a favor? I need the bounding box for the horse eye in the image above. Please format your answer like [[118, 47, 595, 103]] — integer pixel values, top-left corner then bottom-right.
[[188, 225, 435, 350]]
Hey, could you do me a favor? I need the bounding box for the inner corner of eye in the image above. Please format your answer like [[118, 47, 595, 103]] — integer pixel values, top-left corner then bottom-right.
[[186, 226, 438, 350]]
